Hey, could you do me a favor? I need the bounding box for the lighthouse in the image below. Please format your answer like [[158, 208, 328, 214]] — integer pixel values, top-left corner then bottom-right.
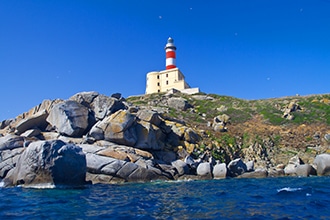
[[165, 37, 177, 70], [145, 37, 199, 95]]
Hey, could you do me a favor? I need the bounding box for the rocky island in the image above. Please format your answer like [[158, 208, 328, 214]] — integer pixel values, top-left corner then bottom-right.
[[0, 91, 330, 188]]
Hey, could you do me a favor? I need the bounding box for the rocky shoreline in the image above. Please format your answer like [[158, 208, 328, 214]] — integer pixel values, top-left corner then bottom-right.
[[1, 91, 330, 188]]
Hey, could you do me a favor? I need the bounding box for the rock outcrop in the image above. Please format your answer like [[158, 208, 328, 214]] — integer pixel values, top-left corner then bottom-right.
[[0, 91, 329, 187], [282, 100, 302, 120], [211, 114, 230, 132], [0, 92, 203, 186]]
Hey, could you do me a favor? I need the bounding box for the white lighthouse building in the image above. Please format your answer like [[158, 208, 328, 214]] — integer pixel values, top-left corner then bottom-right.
[[145, 37, 199, 95]]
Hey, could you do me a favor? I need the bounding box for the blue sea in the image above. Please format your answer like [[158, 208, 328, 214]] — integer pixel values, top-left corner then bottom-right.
[[1, 177, 330, 219]]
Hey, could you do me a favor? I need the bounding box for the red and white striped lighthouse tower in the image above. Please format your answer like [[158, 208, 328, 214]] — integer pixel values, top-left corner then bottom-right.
[[165, 37, 177, 70]]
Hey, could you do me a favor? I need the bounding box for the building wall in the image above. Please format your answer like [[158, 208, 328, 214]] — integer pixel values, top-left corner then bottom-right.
[[145, 68, 190, 94], [145, 71, 160, 94]]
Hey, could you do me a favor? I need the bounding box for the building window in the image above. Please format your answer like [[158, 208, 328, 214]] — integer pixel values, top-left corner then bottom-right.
[[158, 90, 160, 93], [157, 75, 160, 79], [166, 81, 168, 85], [166, 74, 168, 77], [157, 82, 160, 86]]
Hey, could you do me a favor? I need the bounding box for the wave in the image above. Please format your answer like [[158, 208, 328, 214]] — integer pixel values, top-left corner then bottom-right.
[[23, 183, 56, 189], [277, 187, 302, 193], [0, 181, 55, 189], [277, 186, 314, 197]]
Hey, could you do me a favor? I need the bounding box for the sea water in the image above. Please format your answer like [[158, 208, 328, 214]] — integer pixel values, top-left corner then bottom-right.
[[1, 177, 330, 219]]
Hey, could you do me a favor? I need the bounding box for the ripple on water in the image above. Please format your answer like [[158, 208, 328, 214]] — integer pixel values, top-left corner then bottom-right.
[[0, 177, 330, 219]]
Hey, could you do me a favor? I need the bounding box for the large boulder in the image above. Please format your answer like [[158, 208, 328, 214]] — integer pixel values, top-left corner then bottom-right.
[[7, 140, 87, 187], [134, 121, 160, 150], [213, 123, 227, 132], [170, 123, 187, 139], [227, 158, 247, 177], [101, 160, 166, 182], [184, 155, 199, 170], [91, 94, 126, 120], [0, 119, 13, 130], [184, 128, 201, 144], [214, 114, 230, 124], [295, 164, 317, 177], [313, 154, 330, 176], [86, 153, 118, 174], [14, 99, 62, 126], [20, 129, 41, 138], [70, 92, 126, 120], [268, 167, 285, 177], [89, 110, 137, 146], [245, 161, 254, 172], [212, 163, 227, 179], [0, 134, 25, 150], [95, 143, 153, 163], [196, 162, 212, 178], [69, 91, 99, 108], [153, 151, 177, 164], [171, 159, 190, 176], [167, 97, 191, 111], [284, 155, 303, 175], [47, 100, 91, 137], [15, 109, 49, 135], [79, 144, 105, 154], [125, 166, 163, 182], [85, 153, 166, 183], [282, 101, 301, 119], [136, 109, 162, 126], [212, 114, 230, 132], [0, 147, 24, 179]]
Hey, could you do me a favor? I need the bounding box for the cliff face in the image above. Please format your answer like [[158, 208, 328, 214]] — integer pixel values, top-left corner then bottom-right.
[[0, 91, 329, 186]]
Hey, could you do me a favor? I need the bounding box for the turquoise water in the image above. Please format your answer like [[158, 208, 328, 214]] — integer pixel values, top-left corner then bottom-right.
[[1, 177, 330, 219]]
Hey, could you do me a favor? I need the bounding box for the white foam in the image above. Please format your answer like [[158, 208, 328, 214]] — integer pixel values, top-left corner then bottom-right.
[[277, 187, 302, 192], [0, 181, 4, 188], [23, 183, 56, 189]]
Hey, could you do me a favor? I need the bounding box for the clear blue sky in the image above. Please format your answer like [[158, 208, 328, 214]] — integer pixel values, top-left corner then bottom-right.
[[1, 0, 330, 121]]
